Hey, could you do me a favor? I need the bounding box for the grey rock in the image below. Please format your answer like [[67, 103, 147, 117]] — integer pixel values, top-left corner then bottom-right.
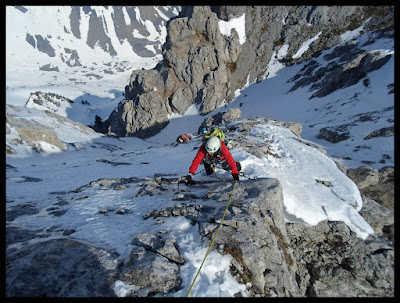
[[199, 108, 242, 130], [347, 166, 394, 214], [117, 245, 181, 295], [6, 203, 39, 222], [6, 238, 118, 296], [102, 6, 393, 138], [287, 220, 394, 297], [359, 195, 393, 237], [364, 126, 394, 140], [133, 233, 184, 265], [346, 166, 380, 190], [317, 125, 351, 143]]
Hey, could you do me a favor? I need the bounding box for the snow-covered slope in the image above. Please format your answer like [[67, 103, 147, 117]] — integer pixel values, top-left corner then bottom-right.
[[224, 27, 394, 170], [6, 6, 180, 119]]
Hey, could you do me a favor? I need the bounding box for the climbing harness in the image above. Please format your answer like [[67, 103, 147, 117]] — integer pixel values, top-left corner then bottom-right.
[[185, 180, 238, 297]]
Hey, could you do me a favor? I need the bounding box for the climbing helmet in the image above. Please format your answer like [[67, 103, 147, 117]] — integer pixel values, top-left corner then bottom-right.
[[205, 136, 221, 154]]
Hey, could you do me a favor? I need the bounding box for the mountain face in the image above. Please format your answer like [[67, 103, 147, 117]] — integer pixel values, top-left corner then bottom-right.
[[14, 6, 180, 63], [6, 6, 181, 100], [5, 6, 394, 297], [104, 6, 393, 138]]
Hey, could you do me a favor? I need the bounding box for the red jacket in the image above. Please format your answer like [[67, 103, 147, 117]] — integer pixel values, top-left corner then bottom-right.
[[189, 141, 238, 176]]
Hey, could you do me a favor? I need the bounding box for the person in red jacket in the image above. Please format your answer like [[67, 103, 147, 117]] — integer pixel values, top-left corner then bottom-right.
[[185, 136, 241, 185]]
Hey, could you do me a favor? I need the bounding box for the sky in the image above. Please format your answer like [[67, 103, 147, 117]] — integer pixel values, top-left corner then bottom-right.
[[5, 8, 394, 297]]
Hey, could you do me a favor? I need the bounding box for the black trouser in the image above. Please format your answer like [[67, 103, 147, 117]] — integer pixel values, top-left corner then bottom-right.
[[203, 160, 241, 175]]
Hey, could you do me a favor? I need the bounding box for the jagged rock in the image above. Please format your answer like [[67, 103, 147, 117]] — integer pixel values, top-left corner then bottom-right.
[[364, 126, 394, 140], [117, 245, 181, 296], [133, 233, 185, 265], [6, 238, 118, 296], [199, 108, 242, 130], [309, 52, 392, 99], [287, 221, 394, 297], [359, 195, 393, 238], [346, 166, 394, 213], [277, 121, 303, 138], [141, 169, 394, 297], [103, 6, 393, 138], [207, 178, 301, 297], [106, 6, 238, 138]]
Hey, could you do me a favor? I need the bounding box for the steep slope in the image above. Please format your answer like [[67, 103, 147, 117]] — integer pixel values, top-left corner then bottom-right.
[[106, 6, 393, 138]]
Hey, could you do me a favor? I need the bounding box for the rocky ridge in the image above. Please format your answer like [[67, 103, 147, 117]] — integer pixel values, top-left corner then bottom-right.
[[6, 112, 394, 297]]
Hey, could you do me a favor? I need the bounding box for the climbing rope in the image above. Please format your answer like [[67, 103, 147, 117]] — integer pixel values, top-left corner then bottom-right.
[[185, 180, 238, 297]]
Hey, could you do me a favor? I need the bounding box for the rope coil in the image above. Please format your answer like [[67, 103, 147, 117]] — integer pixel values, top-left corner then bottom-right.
[[186, 180, 238, 297]]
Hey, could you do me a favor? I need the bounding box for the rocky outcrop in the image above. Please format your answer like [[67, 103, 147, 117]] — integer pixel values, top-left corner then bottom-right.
[[6, 104, 101, 154], [345, 166, 394, 243], [106, 6, 393, 138], [287, 220, 394, 297], [198, 108, 242, 132], [346, 166, 394, 214], [107, 6, 243, 137], [288, 44, 393, 99], [141, 176, 393, 297]]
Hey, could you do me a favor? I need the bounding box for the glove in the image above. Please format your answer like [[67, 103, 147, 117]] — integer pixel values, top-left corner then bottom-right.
[[185, 173, 195, 186], [232, 173, 239, 181]]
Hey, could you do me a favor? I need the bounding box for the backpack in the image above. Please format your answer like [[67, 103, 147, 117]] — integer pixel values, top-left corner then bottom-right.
[[202, 127, 225, 143]]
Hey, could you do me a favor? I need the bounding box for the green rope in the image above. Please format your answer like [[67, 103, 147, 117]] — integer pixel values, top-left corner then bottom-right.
[[185, 180, 238, 297]]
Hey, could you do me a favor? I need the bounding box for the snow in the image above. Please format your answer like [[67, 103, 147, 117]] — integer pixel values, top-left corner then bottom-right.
[[264, 44, 289, 79], [218, 13, 246, 45], [292, 31, 322, 59], [340, 17, 371, 43], [228, 121, 372, 239], [6, 6, 393, 298]]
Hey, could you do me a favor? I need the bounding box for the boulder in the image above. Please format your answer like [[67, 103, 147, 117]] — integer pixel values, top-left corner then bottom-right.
[[116, 246, 181, 296]]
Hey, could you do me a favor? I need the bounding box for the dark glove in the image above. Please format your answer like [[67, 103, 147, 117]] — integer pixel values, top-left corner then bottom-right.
[[232, 173, 239, 181], [185, 173, 195, 186]]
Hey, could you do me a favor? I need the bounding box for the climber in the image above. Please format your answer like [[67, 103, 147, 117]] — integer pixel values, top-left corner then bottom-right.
[[185, 136, 241, 185]]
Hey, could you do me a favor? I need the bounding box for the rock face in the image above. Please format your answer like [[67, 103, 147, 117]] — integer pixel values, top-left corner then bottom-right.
[[346, 166, 394, 214], [202, 178, 302, 297], [346, 166, 394, 242], [106, 6, 242, 137], [105, 6, 393, 138], [287, 220, 394, 297], [141, 176, 394, 297]]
